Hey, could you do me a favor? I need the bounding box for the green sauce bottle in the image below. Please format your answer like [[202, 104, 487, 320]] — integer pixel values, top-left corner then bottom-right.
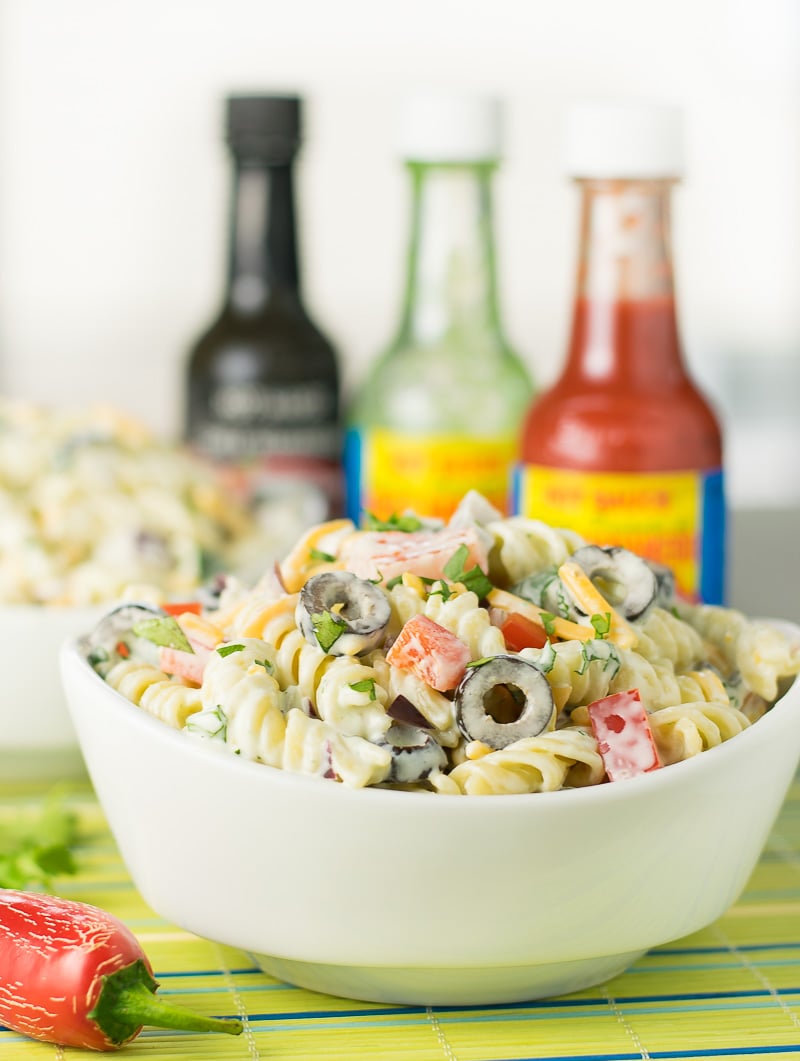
[[344, 93, 533, 525]]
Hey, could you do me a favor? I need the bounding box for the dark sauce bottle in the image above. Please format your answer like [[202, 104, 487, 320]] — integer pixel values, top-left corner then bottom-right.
[[185, 95, 342, 546]]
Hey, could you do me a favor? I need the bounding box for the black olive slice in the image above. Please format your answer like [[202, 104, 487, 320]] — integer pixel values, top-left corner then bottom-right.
[[377, 723, 447, 783], [571, 545, 658, 621], [84, 602, 166, 676], [296, 571, 391, 656], [455, 655, 555, 750]]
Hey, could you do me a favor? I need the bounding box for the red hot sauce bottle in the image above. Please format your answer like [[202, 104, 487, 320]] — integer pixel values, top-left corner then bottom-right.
[[515, 102, 725, 604]]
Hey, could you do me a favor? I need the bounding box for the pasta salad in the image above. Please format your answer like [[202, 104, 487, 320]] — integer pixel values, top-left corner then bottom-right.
[[85, 491, 800, 795], [0, 399, 263, 606]]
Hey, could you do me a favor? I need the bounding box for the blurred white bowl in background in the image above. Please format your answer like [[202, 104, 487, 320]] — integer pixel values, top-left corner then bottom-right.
[[1, 604, 106, 780]]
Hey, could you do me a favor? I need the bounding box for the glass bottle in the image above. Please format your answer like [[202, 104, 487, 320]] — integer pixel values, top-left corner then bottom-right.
[[515, 102, 725, 603], [185, 94, 341, 548], [344, 93, 533, 525]]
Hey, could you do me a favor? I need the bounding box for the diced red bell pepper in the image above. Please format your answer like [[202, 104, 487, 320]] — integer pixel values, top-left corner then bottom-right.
[[386, 614, 471, 692], [587, 689, 661, 782], [500, 611, 550, 652], [162, 601, 203, 616]]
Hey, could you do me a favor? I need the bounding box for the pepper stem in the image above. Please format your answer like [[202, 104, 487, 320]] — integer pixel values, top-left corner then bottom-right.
[[87, 959, 243, 1047]]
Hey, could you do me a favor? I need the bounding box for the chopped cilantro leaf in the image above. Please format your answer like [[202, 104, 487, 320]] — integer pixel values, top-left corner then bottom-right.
[[533, 640, 557, 674], [577, 639, 621, 678], [217, 643, 245, 657], [0, 790, 80, 892], [186, 705, 229, 741], [513, 569, 559, 607], [515, 570, 572, 618], [310, 548, 336, 563], [539, 611, 557, 638], [428, 580, 452, 601], [385, 574, 403, 590], [87, 645, 109, 670], [132, 616, 193, 653], [364, 511, 424, 533], [590, 612, 612, 639], [443, 544, 468, 580], [349, 678, 377, 698], [312, 611, 347, 652], [555, 581, 572, 619], [443, 545, 493, 599], [465, 657, 493, 669]]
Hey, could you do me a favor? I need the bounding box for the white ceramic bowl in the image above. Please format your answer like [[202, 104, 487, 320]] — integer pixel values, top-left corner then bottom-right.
[[60, 625, 800, 1007], [0, 604, 107, 780]]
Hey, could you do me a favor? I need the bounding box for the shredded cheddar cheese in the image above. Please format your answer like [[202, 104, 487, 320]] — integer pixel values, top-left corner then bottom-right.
[[279, 518, 353, 593], [556, 561, 637, 649], [177, 612, 225, 650], [487, 588, 595, 643], [240, 595, 300, 639]]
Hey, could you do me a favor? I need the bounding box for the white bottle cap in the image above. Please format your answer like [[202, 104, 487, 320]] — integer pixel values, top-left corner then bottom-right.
[[564, 100, 685, 179], [397, 92, 503, 162]]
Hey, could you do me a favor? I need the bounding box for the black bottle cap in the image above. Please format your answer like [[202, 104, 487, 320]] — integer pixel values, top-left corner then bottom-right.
[[226, 95, 301, 161]]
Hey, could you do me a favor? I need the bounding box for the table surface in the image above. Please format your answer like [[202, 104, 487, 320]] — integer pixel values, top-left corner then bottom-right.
[[2, 778, 800, 1060]]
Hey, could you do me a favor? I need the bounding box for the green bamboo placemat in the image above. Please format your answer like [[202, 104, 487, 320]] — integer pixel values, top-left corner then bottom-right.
[[1, 777, 800, 1060]]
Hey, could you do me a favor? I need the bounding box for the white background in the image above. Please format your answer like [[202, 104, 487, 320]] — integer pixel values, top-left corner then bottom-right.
[[0, 0, 799, 509]]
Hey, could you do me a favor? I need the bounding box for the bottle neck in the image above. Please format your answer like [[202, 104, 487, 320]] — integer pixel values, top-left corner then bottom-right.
[[225, 156, 299, 313], [397, 162, 503, 346], [565, 178, 686, 386]]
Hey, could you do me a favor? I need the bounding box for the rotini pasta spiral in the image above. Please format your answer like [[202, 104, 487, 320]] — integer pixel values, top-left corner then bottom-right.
[[105, 659, 169, 704], [520, 640, 620, 711], [486, 517, 585, 586], [675, 669, 730, 706], [313, 655, 392, 742], [733, 621, 800, 702], [232, 594, 332, 705], [282, 709, 391, 787], [384, 579, 427, 637], [370, 654, 460, 746], [682, 606, 800, 702], [609, 653, 681, 711], [192, 638, 286, 767], [220, 591, 393, 742], [105, 660, 202, 728], [437, 729, 604, 796], [634, 607, 705, 671], [648, 700, 751, 765], [423, 588, 506, 660], [278, 518, 355, 593]]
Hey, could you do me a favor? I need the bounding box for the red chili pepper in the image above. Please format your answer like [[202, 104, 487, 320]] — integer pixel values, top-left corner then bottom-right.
[[0, 890, 243, 1051]]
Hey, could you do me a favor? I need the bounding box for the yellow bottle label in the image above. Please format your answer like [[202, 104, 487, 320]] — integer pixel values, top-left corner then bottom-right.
[[514, 464, 726, 602], [347, 429, 516, 522]]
